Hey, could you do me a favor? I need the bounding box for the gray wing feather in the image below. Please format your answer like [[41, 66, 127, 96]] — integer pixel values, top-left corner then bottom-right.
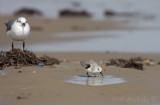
[[80, 61, 92, 69], [5, 19, 15, 31], [84, 64, 91, 69]]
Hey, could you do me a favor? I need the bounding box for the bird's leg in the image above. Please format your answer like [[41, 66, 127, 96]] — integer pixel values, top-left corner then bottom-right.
[[23, 41, 25, 51], [100, 72, 104, 76], [12, 41, 14, 50], [94, 73, 96, 77], [87, 72, 90, 77]]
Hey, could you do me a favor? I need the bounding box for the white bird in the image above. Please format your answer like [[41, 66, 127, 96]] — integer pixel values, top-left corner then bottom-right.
[[80, 60, 103, 77], [5, 17, 30, 51]]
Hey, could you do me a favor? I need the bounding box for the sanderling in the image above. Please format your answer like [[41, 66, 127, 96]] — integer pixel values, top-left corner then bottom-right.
[[5, 17, 30, 51], [80, 60, 103, 77]]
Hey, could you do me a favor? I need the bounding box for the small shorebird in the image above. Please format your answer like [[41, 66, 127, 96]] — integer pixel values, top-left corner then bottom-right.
[[80, 60, 103, 77], [5, 17, 30, 51]]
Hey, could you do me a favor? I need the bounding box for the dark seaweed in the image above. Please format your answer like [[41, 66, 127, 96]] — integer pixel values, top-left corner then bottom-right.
[[0, 49, 61, 69], [106, 57, 144, 70]]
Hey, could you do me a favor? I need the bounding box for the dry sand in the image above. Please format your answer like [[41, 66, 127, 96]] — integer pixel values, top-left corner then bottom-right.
[[0, 16, 160, 105]]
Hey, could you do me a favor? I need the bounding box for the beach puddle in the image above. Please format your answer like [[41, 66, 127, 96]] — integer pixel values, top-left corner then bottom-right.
[[0, 71, 8, 76], [65, 75, 126, 86]]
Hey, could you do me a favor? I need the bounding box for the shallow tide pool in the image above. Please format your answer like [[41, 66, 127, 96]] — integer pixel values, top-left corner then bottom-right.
[[64, 75, 126, 86]]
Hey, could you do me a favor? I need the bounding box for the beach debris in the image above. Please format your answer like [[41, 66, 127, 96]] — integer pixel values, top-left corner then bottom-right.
[[157, 61, 160, 65], [104, 10, 141, 18], [104, 10, 115, 16], [14, 8, 42, 16], [0, 49, 38, 66], [0, 49, 61, 69], [106, 57, 144, 70], [143, 59, 150, 64], [39, 55, 60, 65], [59, 9, 91, 17], [7, 49, 38, 65], [16, 96, 28, 100], [0, 52, 6, 69], [0, 62, 3, 70], [143, 58, 156, 66], [17, 71, 22, 73], [0, 67, 3, 70], [0, 62, 2, 65], [38, 62, 45, 67]]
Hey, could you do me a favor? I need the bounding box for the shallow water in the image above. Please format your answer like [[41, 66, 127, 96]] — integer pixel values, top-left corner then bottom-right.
[[1, 29, 160, 53], [0, 71, 7, 76], [65, 75, 126, 86], [26, 29, 160, 53]]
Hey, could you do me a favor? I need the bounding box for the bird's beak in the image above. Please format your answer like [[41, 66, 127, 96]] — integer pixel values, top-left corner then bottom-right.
[[22, 23, 25, 26]]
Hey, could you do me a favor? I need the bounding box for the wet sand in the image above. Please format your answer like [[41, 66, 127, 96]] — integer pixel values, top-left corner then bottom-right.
[[0, 52, 160, 105], [0, 16, 160, 105]]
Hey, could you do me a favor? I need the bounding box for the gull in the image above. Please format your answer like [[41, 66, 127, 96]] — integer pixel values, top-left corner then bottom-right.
[[5, 17, 30, 51], [80, 60, 103, 77]]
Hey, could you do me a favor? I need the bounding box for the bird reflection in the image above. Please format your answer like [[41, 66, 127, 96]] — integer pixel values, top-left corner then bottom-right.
[[86, 76, 103, 86], [65, 75, 125, 86]]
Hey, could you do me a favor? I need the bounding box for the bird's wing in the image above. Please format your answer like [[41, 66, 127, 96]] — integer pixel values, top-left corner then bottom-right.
[[80, 61, 91, 69], [89, 60, 98, 65], [84, 64, 91, 69], [5, 19, 15, 31]]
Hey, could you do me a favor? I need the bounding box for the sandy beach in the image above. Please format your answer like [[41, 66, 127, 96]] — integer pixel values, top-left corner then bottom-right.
[[0, 15, 160, 105]]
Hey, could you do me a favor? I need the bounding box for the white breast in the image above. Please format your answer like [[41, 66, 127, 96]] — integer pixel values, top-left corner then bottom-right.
[[7, 22, 30, 41]]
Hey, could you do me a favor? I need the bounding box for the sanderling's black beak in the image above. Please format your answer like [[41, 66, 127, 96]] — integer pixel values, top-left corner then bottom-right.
[[22, 23, 25, 26]]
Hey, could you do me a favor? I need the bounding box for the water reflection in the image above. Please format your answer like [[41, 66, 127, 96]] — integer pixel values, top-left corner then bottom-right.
[[65, 75, 126, 86], [0, 71, 7, 76], [86, 76, 104, 86]]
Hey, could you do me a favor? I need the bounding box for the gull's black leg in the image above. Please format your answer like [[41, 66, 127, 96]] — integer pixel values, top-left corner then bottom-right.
[[94, 73, 96, 77], [12, 41, 14, 50], [87, 72, 90, 77], [23, 41, 25, 51], [100, 72, 103, 76]]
